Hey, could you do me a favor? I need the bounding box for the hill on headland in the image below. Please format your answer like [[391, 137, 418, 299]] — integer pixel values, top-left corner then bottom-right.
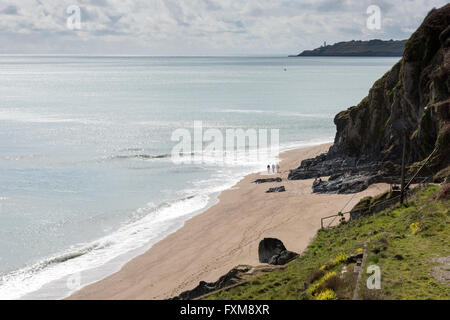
[[292, 39, 407, 57], [289, 4, 450, 193]]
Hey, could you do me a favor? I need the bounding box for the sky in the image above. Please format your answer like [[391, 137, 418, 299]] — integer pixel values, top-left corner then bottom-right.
[[0, 0, 447, 55]]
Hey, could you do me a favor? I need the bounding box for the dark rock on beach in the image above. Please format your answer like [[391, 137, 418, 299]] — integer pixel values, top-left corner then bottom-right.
[[254, 177, 282, 184], [258, 238, 298, 265], [258, 238, 286, 263], [170, 265, 252, 300], [268, 250, 299, 265], [266, 186, 286, 193], [289, 5, 450, 194]]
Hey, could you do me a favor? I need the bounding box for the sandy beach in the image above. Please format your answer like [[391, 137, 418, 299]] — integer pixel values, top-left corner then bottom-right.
[[69, 143, 389, 300]]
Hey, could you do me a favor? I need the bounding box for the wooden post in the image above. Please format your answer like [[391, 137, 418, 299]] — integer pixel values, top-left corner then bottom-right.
[[400, 133, 407, 204]]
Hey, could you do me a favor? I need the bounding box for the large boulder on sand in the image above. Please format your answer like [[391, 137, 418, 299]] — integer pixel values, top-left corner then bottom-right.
[[258, 238, 298, 265]]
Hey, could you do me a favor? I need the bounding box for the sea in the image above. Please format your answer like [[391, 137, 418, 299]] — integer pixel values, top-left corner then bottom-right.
[[0, 55, 398, 299]]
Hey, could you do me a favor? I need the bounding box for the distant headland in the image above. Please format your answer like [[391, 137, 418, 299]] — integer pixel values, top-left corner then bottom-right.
[[290, 39, 407, 57]]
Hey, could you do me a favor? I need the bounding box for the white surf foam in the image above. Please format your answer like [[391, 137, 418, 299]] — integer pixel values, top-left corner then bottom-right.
[[0, 194, 210, 300]]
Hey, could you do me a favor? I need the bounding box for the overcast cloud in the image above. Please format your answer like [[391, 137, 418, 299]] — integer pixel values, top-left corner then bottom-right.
[[0, 0, 447, 55]]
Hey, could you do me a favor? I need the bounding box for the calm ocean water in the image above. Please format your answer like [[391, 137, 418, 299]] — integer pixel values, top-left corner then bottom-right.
[[0, 56, 398, 299]]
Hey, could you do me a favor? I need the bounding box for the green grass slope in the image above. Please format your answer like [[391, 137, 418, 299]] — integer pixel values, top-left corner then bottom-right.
[[205, 185, 450, 300]]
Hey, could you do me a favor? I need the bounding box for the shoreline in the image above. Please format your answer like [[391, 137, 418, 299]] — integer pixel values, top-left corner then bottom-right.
[[69, 143, 390, 300]]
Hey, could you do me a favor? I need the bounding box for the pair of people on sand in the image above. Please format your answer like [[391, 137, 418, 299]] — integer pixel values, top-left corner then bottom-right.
[[267, 163, 280, 174]]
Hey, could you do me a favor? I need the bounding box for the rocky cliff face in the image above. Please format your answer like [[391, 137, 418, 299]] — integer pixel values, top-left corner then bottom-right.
[[289, 5, 450, 193]]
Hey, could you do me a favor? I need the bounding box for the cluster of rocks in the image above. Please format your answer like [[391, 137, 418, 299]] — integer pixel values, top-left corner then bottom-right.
[[258, 238, 298, 265], [288, 152, 429, 194], [346, 252, 364, 265], [253, 178, 286, 193], [287, 154, 382, 180]]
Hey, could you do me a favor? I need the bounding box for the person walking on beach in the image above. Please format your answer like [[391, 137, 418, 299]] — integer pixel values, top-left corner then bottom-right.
[[267, 165, 270, 174], [276, 164, 280, 173], [272, 164, 275, 173]]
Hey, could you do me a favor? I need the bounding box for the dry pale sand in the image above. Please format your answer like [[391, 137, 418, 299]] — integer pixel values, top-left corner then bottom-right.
[[69, 143, 389, 300]]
